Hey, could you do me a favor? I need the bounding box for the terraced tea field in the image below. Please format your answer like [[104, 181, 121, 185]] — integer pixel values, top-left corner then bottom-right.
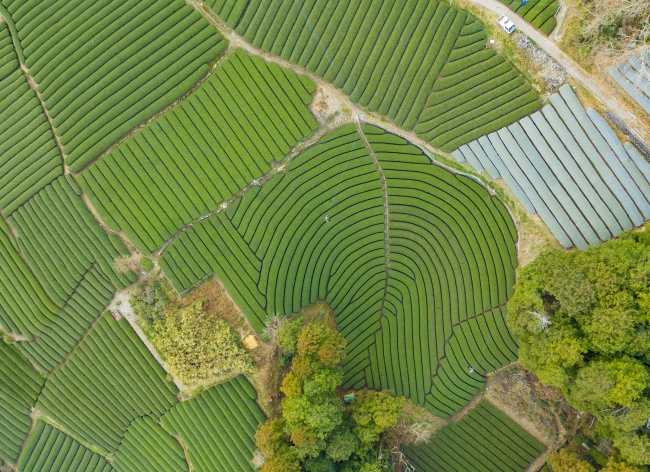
[[207, 0, 540, 151], [162, 124, 519, 416], [0, 0, 617, 469], [402, 400, 546, 471], [1, 0, 227, 171], [79, 49, 317, 253]]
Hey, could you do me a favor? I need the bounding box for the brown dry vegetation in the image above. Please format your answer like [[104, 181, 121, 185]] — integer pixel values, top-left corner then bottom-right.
[[485, 365, 594, 467], [178, 278, 250, 335], [562, 0, 650, 71]]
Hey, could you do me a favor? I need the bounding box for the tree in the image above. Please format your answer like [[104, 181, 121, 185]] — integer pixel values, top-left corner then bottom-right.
[[255, 316, 403, 470], [152, 300, 253, 384], [351, 390, 404, 445], [601, 451, 646, 471], [131, 278, 169, 325], [567, 357, 649, 412], [507, 232, 650, 465], [303, 455, 336, 472], [611, 432, 650, 465], [260, 446, 300, 472], [255, 419, 287, 457], [112, 253, 143, 274], [278, 315, 304, 357], [548, 449, 595, 472], [326, 429, 358, 462]]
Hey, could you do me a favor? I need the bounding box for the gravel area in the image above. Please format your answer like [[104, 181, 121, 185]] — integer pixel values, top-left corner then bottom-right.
[[515, 32, 568, 91]]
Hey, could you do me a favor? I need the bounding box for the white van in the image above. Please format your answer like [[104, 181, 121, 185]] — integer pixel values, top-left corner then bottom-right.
[[497, 15, 516, 34]]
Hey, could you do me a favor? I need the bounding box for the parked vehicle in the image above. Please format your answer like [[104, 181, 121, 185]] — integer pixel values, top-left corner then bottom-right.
[[497, 15, 517, 34]]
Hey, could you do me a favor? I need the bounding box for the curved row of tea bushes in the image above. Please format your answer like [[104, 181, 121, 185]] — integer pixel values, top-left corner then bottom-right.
[[453, 84, 650, 249], [0, 22, 18, 80], [207, 0, 539, 151], [0, 68, 62, 216], [16, 266, 116, 374], [344, 133, 517, 414], [402, 400, 545, 471], [0, 340, 43, 463], [17, 422, 112, 472], [1, 0, 227, 170], [79, 49, 317, 254], [113, 416, 187, 472], [425, 308, 518, 416], [416, 17, 540, 152], [8, 176, 135, 306], [0, 217, 58, 340], [36, 313, 178, 454], [160, 124, 518, 416], [161, 376, 264, 472], [160, 124, 383, 332]]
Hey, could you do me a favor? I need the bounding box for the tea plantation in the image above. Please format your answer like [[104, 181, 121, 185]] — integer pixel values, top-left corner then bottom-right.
[[402, 400, 545, 471], [161, 124, 519, 417], [208, 0, 540, 151], [0, 0, 584, 469]]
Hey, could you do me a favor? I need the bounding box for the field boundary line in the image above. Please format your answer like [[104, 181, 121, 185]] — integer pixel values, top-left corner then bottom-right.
[[152, 123, 339, 259], [356, 119, 391, 275], [70, 48, 233, 176], [20, 67, 67, 172]]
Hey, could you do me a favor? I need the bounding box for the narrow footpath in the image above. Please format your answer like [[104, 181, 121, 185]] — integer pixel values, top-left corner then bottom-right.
[[356, 119, 391, 272]]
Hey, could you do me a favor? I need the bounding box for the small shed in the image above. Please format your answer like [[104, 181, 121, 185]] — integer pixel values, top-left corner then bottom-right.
[[243, 335, 259, 350]]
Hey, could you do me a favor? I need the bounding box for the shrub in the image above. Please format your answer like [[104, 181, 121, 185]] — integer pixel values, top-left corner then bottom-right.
[[151, 300, 253, 385], [140, 256, 154, 272], [113, 253, 142, 274], [277, 315, 304, 356], [548, 449, 595, 472]]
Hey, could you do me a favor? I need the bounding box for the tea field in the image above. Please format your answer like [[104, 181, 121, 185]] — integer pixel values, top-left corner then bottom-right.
[[0, 0, 601, 469]]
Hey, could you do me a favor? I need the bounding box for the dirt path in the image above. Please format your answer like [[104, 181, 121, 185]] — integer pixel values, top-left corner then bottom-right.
[[20, 66, 68, 171], [188, 0, 459, 163], [467, 0, 649, 141], [356, 119, 391, 270], [107, 290, 187, 392]]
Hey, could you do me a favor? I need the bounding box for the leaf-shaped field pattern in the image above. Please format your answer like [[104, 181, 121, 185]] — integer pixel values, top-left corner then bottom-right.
[[161, 124, 518, 416]]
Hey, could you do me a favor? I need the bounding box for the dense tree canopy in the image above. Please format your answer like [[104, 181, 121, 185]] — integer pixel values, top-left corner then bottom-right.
[[508, 230, 650, 465], [255, 317, 403, 471], [131, 281, 253, 386]]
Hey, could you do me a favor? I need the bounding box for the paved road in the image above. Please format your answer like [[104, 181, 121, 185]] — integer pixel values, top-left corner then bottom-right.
[[466, 0, 648, 140]]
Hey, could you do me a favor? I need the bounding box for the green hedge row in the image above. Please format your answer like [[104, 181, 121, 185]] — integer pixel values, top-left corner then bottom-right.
[[2, 0, 227, 169], [8, 176, 134, 306], [0, 69, 62, 216], [206, 0, 537, 151], [113, 416, 187, 472], [501, 0, 558, 33], [160, 125, 519, 416], [16, 266, 115, 375], [227, 2, 451, 123], [16, 422, 112, 472], [80, 49, 316, 254], [0, 339, 44, 464], [0, 21, 18, 80], [161, 376, 264, 472], [0, 216, 59, 341], [402, 400, 545, 470], [36, 313, 178, 454]]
